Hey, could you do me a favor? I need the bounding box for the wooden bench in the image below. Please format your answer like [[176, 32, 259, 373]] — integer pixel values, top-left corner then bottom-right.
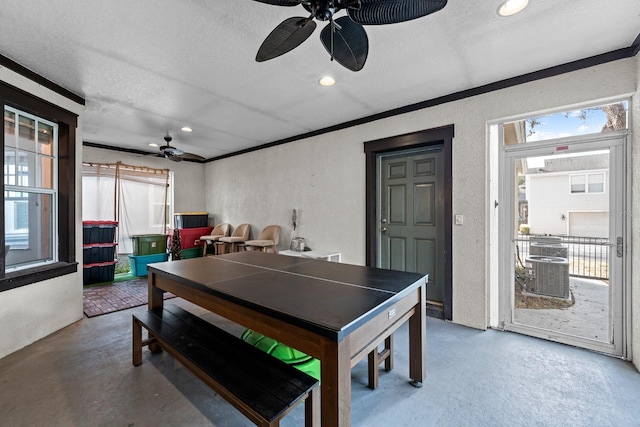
[[132, 304, 319, 427]]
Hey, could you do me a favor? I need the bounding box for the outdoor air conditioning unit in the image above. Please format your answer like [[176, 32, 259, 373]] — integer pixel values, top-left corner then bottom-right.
[[526, 255, 570, 299], [530, 236, 563, 245], [530, 242, 568, 258]]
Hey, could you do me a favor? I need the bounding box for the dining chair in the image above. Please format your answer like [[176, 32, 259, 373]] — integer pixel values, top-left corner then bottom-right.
[[200, 223, 230, 256], [244, 225, 280, 254], [216, 223, 251, 254]]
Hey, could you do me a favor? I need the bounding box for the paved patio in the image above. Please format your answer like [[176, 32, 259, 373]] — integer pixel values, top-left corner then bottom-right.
[[514, 277, 609, 342]]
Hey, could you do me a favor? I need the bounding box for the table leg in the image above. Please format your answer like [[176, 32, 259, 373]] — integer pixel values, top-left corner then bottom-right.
[[148, 272, 164, 311], [320, 337, 352, 426], [132, 317, 142, 366], [147, 272, 164, 352], [408, 283, 427, 387]]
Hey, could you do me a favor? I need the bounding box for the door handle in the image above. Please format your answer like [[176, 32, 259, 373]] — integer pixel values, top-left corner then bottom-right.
[[381, 218, 387, 224], [381, 227, 388, 232], [617, 237, 623, 258]]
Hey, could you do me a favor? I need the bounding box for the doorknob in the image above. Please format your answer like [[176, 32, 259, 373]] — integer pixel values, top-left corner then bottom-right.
[[381, 218, 387, 224], [381, 227, 388, 232]]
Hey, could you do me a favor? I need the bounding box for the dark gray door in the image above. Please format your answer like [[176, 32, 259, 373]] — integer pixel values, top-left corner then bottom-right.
[[379, 148, 445, 303]]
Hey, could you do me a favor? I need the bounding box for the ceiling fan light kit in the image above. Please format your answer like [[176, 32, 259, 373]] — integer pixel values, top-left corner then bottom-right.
[[154, 134, 205, 162], [253, 0, 448, 71]]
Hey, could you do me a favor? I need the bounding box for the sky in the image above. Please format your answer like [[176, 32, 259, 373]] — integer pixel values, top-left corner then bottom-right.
[[524, 102, 627, 142]]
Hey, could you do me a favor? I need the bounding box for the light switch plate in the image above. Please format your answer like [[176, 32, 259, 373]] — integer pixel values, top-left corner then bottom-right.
[[455, 214, 464, 225]]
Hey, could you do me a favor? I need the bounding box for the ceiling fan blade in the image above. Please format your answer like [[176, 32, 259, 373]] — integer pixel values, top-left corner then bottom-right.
[[252, 0, 301, 6], [347, 0, 447, 25], [165, 152, 183, 162], [256, 17, 317, 62], [320, 17, 368, 72], [180, 152, 206, 161]]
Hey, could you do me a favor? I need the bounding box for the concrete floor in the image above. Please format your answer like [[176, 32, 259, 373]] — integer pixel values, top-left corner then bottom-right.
[[1, 299, 639, 426], [515, 277, 610, 342]]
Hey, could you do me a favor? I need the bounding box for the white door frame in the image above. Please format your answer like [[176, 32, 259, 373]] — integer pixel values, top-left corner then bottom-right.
[[495, 130, 629, 357]]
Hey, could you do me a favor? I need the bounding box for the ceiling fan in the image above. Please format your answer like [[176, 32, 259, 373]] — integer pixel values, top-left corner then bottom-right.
[[153, 134, 205, 162], [252, 0, 448, 72]]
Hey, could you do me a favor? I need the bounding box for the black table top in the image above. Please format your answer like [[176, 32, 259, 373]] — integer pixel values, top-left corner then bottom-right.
[[148, 251, 426, 340]]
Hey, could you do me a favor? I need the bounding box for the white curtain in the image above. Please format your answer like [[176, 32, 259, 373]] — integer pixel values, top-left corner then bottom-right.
[[82, 162, 170, 254]]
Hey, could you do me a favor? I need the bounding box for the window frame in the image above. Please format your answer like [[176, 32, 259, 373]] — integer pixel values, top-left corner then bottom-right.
[[570, 172, 606, 195], [1, 80, 77, 292], [570, 174, 586, 193], [5, 106, 59, 264]]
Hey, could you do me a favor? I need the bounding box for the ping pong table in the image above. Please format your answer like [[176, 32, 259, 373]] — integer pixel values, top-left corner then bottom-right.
[[147, 251, 427, 426]]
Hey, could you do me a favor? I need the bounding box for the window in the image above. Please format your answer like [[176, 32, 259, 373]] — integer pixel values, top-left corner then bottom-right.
[[570, 174, 585, 193], [1, 80, 78, 292], [502, 101, 629, 145], [4, 107, 57, 267], [571, 173, 605, 194], [588, 173, 604, 193]]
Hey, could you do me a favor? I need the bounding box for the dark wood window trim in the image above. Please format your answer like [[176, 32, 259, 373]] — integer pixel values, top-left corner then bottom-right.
[[364, 125, 454, 320], [1, 80, 78, 292]]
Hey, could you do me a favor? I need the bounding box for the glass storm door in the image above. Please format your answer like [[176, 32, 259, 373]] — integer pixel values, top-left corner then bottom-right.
[[501, 133, 626, 356]]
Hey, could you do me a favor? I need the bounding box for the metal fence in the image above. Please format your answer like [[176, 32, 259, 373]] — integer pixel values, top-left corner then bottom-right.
[[515, 234, 610, 280]]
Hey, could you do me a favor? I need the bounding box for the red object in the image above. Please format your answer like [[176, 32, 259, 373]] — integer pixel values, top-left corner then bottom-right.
[[82, 220, 118, 226], [169, 226, 213, 249]]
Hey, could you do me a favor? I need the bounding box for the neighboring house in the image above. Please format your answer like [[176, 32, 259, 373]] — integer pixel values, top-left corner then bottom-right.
[[523, 154, 609, 238]]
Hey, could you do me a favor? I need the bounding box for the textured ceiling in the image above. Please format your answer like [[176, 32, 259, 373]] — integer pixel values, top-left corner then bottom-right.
[[1, 0, 639, 160]]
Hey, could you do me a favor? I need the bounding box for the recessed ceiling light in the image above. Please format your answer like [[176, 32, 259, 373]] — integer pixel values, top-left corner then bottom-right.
[[319, 76, 336, 87], [497, 0, 528, 17], [181, 126, 193, 132], [148, 143, 158, 147]]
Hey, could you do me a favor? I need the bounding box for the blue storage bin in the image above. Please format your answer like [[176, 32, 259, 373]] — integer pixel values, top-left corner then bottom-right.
[[129, 253, 170, 277]]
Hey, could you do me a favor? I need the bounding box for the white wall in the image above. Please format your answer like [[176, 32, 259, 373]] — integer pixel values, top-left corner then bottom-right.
[[0, 68, 84, 359], [204, 131, 366, 260], [205, 58, 638, 340], [82, 147, 206, 216]]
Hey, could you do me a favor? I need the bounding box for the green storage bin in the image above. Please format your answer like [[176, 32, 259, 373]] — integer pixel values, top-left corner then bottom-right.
[[240, 329, 320, 381], [180, 247, 202, 259], [291, 357, 321, 381], [131, 234, 168, 256], [270, 342, 312, 364], [241, 329, 274, 350]]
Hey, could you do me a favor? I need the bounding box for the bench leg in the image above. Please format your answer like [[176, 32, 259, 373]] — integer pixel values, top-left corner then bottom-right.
[[305, 387, 321, 427], [133, 316, 142, 366], [367, 334, 394, 389]]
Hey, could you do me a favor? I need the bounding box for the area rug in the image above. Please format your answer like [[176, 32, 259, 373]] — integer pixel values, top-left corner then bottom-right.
[[83, 276, 175, 318]]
